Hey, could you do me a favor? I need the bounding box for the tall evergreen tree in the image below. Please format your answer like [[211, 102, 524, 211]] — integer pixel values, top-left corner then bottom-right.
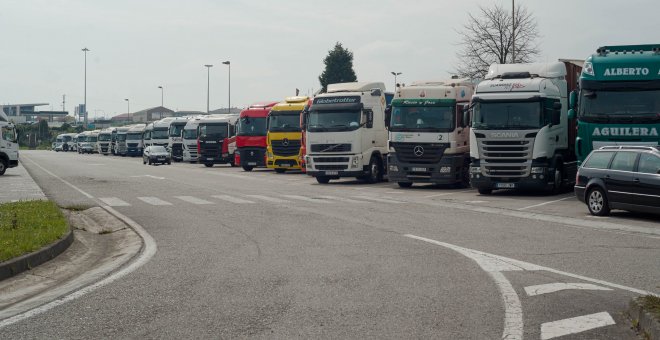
[[319, 42, 357, 92]]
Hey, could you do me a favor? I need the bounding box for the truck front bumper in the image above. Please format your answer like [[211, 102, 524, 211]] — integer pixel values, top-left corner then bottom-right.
[[387, 153, 466, 184], [469, 159, 552, 191]]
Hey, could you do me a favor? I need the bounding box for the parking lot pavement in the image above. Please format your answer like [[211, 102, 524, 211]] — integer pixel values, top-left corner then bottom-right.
[[0, 162, 46, 203]]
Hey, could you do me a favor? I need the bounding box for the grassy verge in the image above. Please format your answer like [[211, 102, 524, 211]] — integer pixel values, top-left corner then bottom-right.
[[0, 200, 69, 262], [637, 295, 660, 321]]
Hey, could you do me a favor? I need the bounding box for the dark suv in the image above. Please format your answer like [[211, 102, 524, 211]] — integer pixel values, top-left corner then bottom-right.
[[575, 146, 660, 216]]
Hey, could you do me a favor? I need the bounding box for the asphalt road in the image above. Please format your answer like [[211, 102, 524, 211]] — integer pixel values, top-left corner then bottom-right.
[[2, 150, 659, 339]]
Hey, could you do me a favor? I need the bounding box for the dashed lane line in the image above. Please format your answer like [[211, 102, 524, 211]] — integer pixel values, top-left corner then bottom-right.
[[98, 197, 130, 207], [524, 283, 612, 297], [211, 195, 255, 204], [137, 196, 173, 206], [244, 195, 290, 203], [174, 196, 213, 205], [318, 195, 370, 204], [541, 312, 616, 340]]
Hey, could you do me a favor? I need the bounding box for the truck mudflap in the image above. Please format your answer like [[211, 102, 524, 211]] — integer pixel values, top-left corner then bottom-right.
[[387, 153, 468, 185]]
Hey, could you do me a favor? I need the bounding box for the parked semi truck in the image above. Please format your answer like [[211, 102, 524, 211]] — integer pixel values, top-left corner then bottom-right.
[[151, 117, 173, 148], [299, 98, 314, 173], [114, 126, 131, 156], [89, 131, 100, 153], [235, 102, 278, 171], [387, 79, 474, 188], [469, 62, 578, 194], [0, 110, 19, 175], [98, 129, 112, 155], [167, 117, 189, 162], [197, 114, 239, 167], [126, 124, 145, 156], [568, 44, 660, 162], [266, 97, 308, 173], [305, 82, 389, 184], [183, 117, 202, 163], [143, 123, 153, 148]]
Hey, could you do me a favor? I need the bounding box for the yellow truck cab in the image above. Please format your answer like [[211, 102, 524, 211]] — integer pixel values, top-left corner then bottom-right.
[[266, 96, 308, 173]]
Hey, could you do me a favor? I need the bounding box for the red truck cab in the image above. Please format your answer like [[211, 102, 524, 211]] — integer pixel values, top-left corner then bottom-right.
[[235, 102, 279, 171]]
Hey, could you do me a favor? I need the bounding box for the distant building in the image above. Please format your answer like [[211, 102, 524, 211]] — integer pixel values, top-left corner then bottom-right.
[[1, 103, 69, 124], [209, 107, 242, 115], [111, 106, 175, 123]]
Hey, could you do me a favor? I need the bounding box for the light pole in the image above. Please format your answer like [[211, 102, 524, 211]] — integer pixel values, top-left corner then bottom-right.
[[391, 71, 402, 90], [82, 47, 90, 126], [222, 61, 230, 113], [204, 64, 213, 113], [158, 86, 163, 107], [124, 98, 130, 122]]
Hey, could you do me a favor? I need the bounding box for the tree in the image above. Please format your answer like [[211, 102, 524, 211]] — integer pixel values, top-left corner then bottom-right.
[[454, 3, 540, 80], [319, 42, 358, 92], [60, 122, 72, 132]]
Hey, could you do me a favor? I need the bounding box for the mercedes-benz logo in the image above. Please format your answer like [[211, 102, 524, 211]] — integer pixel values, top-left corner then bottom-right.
[[413, 145, 424, 157], [282, 138, 290, 146], [250, 151, 254, 156]]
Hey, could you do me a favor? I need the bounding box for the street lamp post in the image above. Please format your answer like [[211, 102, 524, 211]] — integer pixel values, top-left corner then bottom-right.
[[124, 99, 130, 122], [158, 86, 163, 107], [222, 61, 230, 113], [204, 64, 213, 113], [82, 47, 90, 126], [391, 71, 402, 90]]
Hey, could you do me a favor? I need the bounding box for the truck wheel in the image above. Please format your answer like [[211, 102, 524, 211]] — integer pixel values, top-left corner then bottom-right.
[[0, 159, 7, 176], [398, 182, 413, 188], [316, 176, 330, 184], [458, 166, 470, 188], [204, 163, 213, 168], [587, 187, 610, 216], [364, 156, 383, 184], [478, 188, 492, 195], [242, 166, 254, 172], [275, 168, 286, 174], [549, 168, 563, 195], [148, 158, 152, 165]]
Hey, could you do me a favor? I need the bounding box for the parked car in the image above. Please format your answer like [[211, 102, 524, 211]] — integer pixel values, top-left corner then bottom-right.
[[143, 145, 171, 165], [575, 146, 660, 216], [78, 142, 93, 154]]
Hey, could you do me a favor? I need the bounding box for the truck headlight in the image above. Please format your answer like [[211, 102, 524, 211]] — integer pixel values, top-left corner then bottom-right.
[[389, 146, 396, 153], [470, 167, 481, 174], [531, 167, 546, 174], [267, 151, 273, 159], [351, 156, 360, 168], [389, 165, 399, 172]]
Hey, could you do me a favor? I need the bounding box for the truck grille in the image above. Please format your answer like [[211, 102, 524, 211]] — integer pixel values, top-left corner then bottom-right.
[[271, 139, 300, 156], [477, 137, 534, 177], [313, 157, 349, 163], [311, 143, 351, 152], [316, 164, 348, 171], [171, 143, 183, 157], [391, 142, 449, 164], [128, 143, 138, 147], [200, 141, 222, 157], [240, 147, 265, 162]]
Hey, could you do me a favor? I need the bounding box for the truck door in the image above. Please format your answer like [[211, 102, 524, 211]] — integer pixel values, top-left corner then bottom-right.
[[544, 98, 562, 152]]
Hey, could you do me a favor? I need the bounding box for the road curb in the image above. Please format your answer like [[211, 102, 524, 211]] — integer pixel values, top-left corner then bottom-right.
[[0, 228, 74, 281], [627, 297, 660, 340]]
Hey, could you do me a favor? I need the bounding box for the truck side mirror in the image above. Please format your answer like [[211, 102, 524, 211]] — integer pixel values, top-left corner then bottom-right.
[[384, 106, 392, 128], [567, 109, 576, 120], [370, 88, 382, 97], [462, 110, 470, 128], [551, 110, 561, 126], [569, 91, 577, 109], [364, 109, 374, 128]]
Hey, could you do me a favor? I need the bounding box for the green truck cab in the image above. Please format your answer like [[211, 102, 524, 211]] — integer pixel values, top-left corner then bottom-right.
[[569, 45, 660, 163]]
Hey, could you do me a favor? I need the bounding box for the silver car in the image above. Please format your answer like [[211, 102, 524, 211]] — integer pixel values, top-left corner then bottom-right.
[[143, 145, 171, 165]]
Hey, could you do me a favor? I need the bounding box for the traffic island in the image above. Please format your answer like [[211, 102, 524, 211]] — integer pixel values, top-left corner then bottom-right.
[[0, 201, 72, 281], [627, 295, 660, 340]]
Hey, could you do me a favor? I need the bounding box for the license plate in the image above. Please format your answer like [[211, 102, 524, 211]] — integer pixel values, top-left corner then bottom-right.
[[207, 158, 214, 161], [247, 162, 257, 166], [495, 183, 515, 189], [281, 163, 291, 167], [325, 171, 339, 176], [411, 167, 427, 172]]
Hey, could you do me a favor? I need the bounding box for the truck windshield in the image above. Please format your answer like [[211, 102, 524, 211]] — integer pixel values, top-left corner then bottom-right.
[[98, 134, 111, 141], [63, 135, 72, 142], [116, 134, 126, 141], [579, 89, 660, 123], [169, 123, 185, 137], [390, 106, 454, 132], [183, 128, 197, 140], [268, 111, 301, 132], [308, 110, 361, 132], [152, 128, 168, 139], [199, 123, 228, 139], [126, 133, 141, 141], [237, 117, 267, 136], [89, 136, 98, 142], [472, 101, 542, 130]]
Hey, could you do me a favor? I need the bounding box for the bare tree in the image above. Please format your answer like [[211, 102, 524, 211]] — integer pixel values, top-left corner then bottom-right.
[[454, 3, 540, 80]]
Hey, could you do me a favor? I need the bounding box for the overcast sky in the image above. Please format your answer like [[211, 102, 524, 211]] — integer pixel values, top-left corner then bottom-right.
[[2, 0, 658, 119]]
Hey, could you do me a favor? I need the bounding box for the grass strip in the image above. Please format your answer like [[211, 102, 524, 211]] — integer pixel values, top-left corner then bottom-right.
[[0, 200, 69, 262], [637, 295, 660, 322]]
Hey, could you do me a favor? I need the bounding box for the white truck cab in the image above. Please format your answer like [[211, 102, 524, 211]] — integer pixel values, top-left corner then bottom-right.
[[98, 129, 112, 155], [305, 82, 389, 184], [167, 117, 189, 162], [151, 118, 174, 148], [126, 124, 146, 156], [182, 116, 202, 163], [0, 110, 19, 175]]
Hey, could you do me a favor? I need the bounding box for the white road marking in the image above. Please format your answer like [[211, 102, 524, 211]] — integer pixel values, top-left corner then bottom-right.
[[98, 197, 130, 207], [211, 195, 255, 204], [130, 175, 165, 180], [319, 195, 370, 204], [525, 283, 612, 296], [541, 312, 615, 339], [424, 190, 473, 198], [465, 200, 488, 204], [280, 194, 332, 203], [174, 196, 213, 205], [245, 195, 290, 203], [353, 195, 405, 204], [518, 196, 574, 210], [1, 157, 157, 329], [137, 196, 172, 206]]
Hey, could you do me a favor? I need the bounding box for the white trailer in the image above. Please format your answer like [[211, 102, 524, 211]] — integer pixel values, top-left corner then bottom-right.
[[305, 82, 389, 184]]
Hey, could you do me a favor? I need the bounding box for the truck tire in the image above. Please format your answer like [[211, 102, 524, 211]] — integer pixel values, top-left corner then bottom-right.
[[316, 176, 330, 184], [397, 182, 413, 188], [204, 163, 213, 168], [587, 187, 610, 216], [458, 166, 470, 188], [148, 158, 152, 165], [275, 168, 286, 174], [242, 165, 254, 172], [364, 156, 383, 184], [478, 188, 492, 195], [0, 159, 7, 176], [549, 167, 563, 195]]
